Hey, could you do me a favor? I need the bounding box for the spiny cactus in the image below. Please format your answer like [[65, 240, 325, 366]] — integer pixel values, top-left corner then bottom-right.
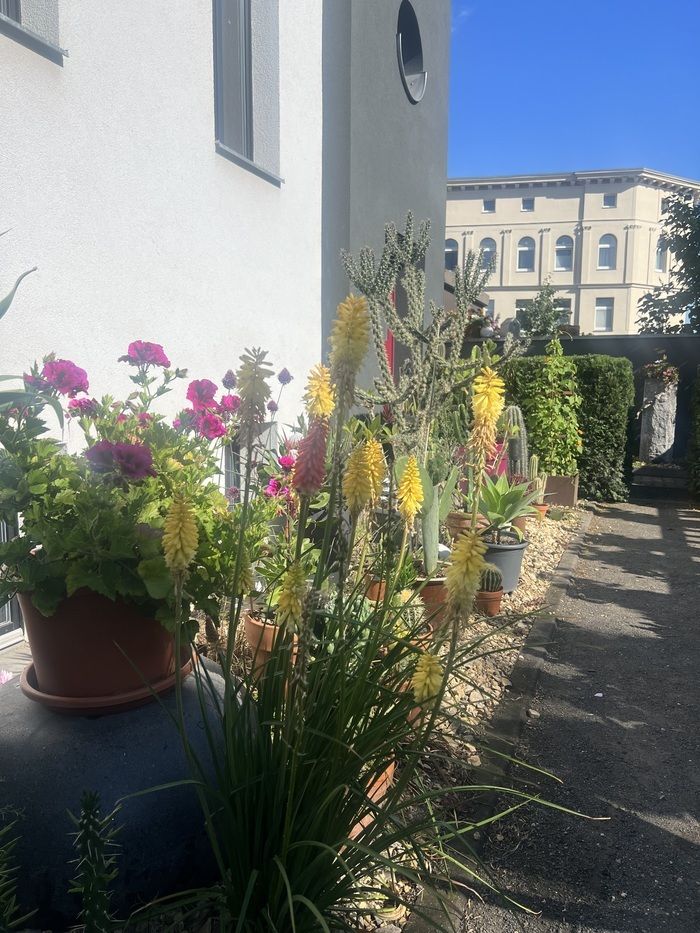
[[69, 792, 121, 933], [342, 213, 497, 459], [0, 811, 35, 931], [504, 404, 529, 477], [479, 567, 503, 593]]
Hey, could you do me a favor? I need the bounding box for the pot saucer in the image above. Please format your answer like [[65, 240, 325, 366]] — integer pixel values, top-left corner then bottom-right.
[[20, 656, 193, 716]]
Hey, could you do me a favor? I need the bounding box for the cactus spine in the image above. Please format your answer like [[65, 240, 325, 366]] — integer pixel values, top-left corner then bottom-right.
[[479, 566, 503, 593]]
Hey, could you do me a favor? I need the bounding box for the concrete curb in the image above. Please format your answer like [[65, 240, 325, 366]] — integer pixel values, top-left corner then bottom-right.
[[405, 510, 595, 932]]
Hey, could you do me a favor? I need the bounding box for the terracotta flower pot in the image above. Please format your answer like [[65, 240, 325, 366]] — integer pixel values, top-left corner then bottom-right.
[[365, 578, 387, 602], [533, 503, 549, 521], [243, 612, 298, 679], [446, 511, 488, 541], [350, 760, 395, 840], [474, 588, 504, 617], [18, 589, 188, 713], [417, 577, 448, 630], [512, 515, 528, 535]]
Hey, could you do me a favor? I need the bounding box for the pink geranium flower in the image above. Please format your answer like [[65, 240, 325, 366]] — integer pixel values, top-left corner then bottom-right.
[[278, 454, 295, 471], [218, 394, 241, 414], [264, 477, 281, 497], [41, 359, 89, 397], [186, 379, 218, 411], [136, 412, 154, 427], [196, 412, 227, 440], [120, 341, 170, 368]]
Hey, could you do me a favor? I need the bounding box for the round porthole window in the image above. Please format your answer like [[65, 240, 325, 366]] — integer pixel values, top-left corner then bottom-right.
[[396, 0, 427, 104]]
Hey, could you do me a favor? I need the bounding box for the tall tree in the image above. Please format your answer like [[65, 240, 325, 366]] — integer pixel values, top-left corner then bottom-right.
[[638, 196, 700, 333]]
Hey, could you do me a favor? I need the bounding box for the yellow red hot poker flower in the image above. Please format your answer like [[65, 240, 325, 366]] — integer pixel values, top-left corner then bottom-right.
[[445, 531, 488, 618], [163, 497, 199, 572], [276, 561, 306, 631], [397, 455, 423, 528], [304, 364, 335, 421], [412, 652, 444, 704]]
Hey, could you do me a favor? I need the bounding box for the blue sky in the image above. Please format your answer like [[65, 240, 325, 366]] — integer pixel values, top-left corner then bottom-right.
[[449, 0, 700, 180]]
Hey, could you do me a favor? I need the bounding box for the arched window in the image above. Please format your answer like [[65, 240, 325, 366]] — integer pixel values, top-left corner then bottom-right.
[[479, 237, 497, 271], [444, 238, 458, 272], [655, 237, 668, 273], [597, 234, 617, 270], [555, 235, 574, 271], [517, 236, 535, 272]]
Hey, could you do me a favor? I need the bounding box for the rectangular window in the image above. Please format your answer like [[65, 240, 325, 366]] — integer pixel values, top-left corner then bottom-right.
[[482, 198, 496, 213], [515, 299, 530, 324], [0, 0, 21, 21], [214, 0, 253, 161], [555, 299, 572, 324], [521, 197, 535, 212], [603, 193, 617, 208], [594, 298, 614, 332]]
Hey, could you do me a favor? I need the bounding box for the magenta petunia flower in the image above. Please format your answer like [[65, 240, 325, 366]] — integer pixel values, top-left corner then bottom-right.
[[85, 440, 155, 480], [41, 359, 89, 397], [277, 368, 293, 385], [186, 379, 218, 411], [196, 412, 227, 440], [120, 341, 170, 368], [278, 454, 296, 471], [218, 394, 241, 414], [222, 369, 237, 390], [68, 397, 98, 418], [113, 442, 156, 479]]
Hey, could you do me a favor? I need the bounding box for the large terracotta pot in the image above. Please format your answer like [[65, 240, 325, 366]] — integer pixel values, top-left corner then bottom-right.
[[18, 589, 186, 711], [365, 578, 387, 602], [446, 511, 488, 541], [417, 577, 448, 630], [243, 612, 298, 679]]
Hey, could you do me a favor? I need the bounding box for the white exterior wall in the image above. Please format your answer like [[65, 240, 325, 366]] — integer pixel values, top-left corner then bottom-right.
[[0, 0, 323, 423]]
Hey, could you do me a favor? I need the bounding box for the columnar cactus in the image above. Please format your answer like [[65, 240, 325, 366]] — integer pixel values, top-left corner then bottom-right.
[[479, 567, 503, 593], [529, 454, 548, 504], [504, 404, 529, 476]]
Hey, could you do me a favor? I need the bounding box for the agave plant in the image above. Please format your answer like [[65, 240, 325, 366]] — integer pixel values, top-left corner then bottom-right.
[[478, 473, 538, 542]]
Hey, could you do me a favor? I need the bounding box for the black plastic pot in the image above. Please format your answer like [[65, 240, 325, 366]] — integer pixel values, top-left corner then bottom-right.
[[483, 536, 528, 594]]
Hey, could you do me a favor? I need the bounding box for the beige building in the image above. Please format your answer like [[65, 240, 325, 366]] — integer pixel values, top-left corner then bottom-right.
[[445, 168, 700, 334]]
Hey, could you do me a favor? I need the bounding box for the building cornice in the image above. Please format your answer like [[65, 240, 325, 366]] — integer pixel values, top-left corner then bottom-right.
[[447, 167, 700, 194]]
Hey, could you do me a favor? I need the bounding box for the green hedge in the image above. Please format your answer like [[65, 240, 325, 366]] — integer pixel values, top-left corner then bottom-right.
[[506, 353, 635, 501], [689, 374, 700, 498]]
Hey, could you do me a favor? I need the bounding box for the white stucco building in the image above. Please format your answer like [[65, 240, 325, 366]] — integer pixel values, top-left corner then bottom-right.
[[446, 168, 700, 335], [0, 0, 450, 416]]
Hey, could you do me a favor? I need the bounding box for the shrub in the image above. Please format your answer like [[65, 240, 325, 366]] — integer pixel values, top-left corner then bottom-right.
[[689, 373, 700, 497], [504, 338, 581, 476], [569, 355, 635, 501], [507, 351, 635, 501]]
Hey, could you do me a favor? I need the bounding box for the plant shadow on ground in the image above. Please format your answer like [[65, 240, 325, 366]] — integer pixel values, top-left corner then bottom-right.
[[447, 502, 700, 933]]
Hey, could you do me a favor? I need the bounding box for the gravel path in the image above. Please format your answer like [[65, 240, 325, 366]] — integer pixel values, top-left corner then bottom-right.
[[462, 501, 700, 933]]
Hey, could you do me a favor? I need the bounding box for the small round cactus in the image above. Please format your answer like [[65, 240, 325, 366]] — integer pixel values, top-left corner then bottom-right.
[[479, 566, 503, 593]]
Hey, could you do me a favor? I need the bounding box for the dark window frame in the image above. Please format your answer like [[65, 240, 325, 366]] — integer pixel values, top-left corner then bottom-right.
[[0, 3, 64, 65], [213, 0, 254, 162]]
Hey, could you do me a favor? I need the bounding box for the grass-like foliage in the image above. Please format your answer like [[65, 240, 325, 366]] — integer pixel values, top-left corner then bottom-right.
[[0, 811, 36, 932]]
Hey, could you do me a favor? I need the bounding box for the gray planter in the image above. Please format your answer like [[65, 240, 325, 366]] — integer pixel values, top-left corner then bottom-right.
[[640, 378, 677, 463], [484, 536, 528, 594]]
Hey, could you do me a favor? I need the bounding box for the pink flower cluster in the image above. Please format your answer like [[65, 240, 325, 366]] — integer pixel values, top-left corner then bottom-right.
[[174, 379, 242, 440], [68, 397, 98, 418], [85, 440, 156, 480]]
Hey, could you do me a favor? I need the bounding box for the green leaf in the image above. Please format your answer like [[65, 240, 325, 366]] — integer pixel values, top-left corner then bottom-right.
[[137, 557, 173, 600], [438, 465, 460, 522], [0, 267, 37, 321]]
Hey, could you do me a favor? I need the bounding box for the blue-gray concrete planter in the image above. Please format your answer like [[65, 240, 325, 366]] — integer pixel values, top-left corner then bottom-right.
[[484, 537, 528, 594]]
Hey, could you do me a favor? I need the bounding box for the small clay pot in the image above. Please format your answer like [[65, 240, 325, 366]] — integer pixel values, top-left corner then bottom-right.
[[243, 612, 298, 679], [512, 515, 528, 535], [417, 577, 448, 630], [365, 578, 387, 602], [533, 503, 550, 521], [350, 760, 396, 839], [474, 588, 504, 617]]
